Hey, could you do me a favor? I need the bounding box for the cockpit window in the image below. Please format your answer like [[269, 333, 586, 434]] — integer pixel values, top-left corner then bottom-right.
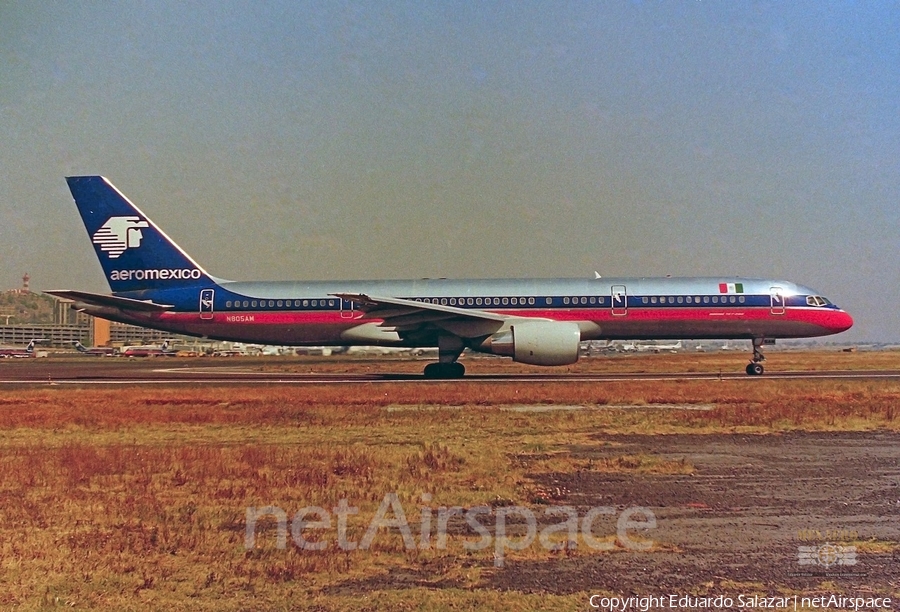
[[806, 295, 832, 307]]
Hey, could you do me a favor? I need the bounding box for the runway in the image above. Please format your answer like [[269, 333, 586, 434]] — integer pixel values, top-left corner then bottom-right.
[[2, 359, 899, 385]]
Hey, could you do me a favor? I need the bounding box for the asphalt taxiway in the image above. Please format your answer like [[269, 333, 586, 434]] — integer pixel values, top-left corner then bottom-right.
[[2, 359, 900, 385]]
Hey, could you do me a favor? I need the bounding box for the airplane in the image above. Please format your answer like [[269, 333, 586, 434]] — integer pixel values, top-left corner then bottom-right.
[[0, 339, 45, 358], [636, 340, 683, 353], [119, 340, 176, 358], [72, 341, 118, 356], [46, 176, 854, 378]]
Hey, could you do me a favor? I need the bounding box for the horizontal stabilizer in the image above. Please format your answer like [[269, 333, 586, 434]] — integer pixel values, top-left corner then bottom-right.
[[44, 290, 173, 312]]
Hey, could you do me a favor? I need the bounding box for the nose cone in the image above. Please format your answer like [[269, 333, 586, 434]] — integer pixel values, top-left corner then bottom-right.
[[829, 309, 854, 334]]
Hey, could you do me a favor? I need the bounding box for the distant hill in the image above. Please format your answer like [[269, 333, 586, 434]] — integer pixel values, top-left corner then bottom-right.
[[0, 291, 59, 325]]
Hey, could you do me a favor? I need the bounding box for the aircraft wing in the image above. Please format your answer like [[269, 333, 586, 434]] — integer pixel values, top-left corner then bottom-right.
[[44, 290, 174, 312], [333, 293, 508, 338]]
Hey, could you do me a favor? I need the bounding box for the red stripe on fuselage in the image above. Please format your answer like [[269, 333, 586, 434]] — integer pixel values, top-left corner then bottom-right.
[[154, 306, 851, 335]]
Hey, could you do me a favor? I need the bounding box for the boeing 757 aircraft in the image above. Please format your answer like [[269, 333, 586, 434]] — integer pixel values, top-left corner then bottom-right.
[[47, 176, 853, 377]]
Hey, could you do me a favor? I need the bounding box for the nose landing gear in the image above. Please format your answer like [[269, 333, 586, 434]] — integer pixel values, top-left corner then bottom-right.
[[746, 338, 766, 375]]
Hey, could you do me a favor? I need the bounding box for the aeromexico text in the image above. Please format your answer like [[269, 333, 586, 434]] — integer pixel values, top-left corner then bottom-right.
[[110, 268, 202, 281]]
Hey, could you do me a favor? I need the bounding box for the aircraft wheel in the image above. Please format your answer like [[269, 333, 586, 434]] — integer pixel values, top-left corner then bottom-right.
[[423, 363, 466, 379], [746, 362, 764, 376]]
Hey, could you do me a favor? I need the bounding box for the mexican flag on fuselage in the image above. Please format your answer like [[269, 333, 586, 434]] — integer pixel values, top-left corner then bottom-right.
[[719, 282, 744, 294]]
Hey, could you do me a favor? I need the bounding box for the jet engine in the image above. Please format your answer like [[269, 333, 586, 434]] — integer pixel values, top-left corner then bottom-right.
[[480, 321, 581, 366]]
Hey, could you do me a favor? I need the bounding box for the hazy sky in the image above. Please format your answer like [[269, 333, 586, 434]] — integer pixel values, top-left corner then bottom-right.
[[1, 2, 898, 341]]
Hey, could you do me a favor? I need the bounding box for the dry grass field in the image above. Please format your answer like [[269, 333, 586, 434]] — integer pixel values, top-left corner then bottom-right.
[[0, 351, 898, 610]]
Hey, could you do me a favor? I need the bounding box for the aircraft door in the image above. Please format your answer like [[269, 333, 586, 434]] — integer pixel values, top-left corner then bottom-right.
[[340, 297, 356, 319], [611, 285, 627, 316], [199, 289, 215, 320], [769, 287, 785, 315]]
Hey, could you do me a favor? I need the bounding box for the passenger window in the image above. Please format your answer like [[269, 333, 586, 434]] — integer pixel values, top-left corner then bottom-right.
[[529, 297, 535, 305], [493, 298, 500, 306], [580, 297, 587, 305], [511, 297, 517, 305], [476, 298, 482, 306], [277, 300, 283, 307], [545, 297, 552, 305], [703, 296, 709, 304], [251, 301, 258, 308], [729, 296, 736, 304], [242, 301, 249, 308], [738, 296, 745, 304], [677, 296, 683, 304], [312, 300, 318, 307], [651, 296, 657, 304], [226, 301, 232, 308], [302, 300, 308, 307], [642, 297, 648, 304], [501, 297, 509, 305], [563, 297, 570, 305], [685, 296, 692, 304], [589, 296, 596, 304], [712, 296, 718, 304]]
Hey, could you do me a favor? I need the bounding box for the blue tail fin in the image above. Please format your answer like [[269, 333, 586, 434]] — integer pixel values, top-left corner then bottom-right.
[[66, 176, 215, 293]]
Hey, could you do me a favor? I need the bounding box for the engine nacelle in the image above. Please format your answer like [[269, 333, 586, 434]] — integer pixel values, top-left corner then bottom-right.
[[481, 321, 581, 366]]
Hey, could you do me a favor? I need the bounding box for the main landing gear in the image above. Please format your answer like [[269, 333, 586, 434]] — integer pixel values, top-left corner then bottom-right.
[[745, 338, 766, 376], [423, 362, 466, 379], [423, 334, 466, 379]]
